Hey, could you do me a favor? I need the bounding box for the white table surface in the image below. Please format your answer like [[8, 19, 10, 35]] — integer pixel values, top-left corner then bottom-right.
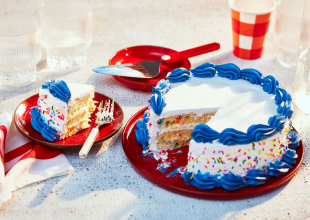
[[1, 0, 309, 219]]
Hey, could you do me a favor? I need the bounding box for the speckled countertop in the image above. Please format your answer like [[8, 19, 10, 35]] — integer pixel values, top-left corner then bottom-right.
[[0, 0, 309, 219]]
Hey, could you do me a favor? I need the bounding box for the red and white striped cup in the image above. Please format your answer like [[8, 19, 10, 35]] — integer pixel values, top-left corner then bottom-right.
[[229, 0, 276, 60]]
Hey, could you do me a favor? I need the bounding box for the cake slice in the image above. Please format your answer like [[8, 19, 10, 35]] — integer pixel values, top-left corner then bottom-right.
[[30, 80, 96, 142]]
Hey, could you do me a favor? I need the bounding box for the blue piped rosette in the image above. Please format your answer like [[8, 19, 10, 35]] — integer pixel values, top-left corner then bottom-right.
[[30, 107, 60, 142], [166, 68, 190, 83], [134, 86, 168, 150], [42, 79, 71, 103], [29, 80, 72, 142], [134, 62, 301, 191], [135, 114, 150, 151]]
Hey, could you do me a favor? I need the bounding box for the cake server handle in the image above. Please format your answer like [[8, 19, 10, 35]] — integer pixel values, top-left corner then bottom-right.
[[160, 42, 220, 63], [79, 127, 99, 158]]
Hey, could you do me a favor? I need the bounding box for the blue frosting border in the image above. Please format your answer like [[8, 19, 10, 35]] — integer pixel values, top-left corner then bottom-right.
[[181, 140, 299, 190], [42, 80, 71, 103], [135, 109, 151, 150], [29, 107, 60, 142]]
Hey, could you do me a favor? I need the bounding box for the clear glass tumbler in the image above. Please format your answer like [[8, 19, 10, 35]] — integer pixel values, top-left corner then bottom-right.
[[40, 1, 92, 72], [274, 0, 304, 68], [0, 14, 41, 87], [293, 0, 310, 114]]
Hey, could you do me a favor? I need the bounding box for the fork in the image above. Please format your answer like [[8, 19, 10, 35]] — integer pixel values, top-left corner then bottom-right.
[[79, 99, 114, 158]]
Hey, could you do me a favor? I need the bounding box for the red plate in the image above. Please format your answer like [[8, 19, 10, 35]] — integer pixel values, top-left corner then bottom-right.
[[14, 92, 124, 149], [122, 106, 304, 199], [109, 45, 191, 91]]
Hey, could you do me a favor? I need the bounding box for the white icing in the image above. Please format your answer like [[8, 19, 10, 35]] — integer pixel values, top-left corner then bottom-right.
[[38, 89, 68, 134], [187, 123, 291, 177], [148, 76, 278, 151]]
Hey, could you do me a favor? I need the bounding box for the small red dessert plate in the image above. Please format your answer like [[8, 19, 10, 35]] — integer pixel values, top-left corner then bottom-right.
[[122, 106, 304, 200], [109, 45, 191, 91], [14, 92, 124, 149]]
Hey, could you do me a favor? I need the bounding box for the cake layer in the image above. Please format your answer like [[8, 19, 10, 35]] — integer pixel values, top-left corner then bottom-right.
[[157, 112, 216, 131], [156, 129, 191, 149], [63, 93, 95, 138], [68, 95, 95, 122], [65, 120, 91, 138], [153, 112, 216, 150], [67, 111, 91, 129]]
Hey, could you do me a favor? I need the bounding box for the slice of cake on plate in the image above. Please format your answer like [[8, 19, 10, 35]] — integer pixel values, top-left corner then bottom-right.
[[135, 63, 301, 191], [30, 80, 96, 142]]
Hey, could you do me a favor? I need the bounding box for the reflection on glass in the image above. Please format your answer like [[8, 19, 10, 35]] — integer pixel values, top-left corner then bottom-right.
[[40, 1, 92, 72]]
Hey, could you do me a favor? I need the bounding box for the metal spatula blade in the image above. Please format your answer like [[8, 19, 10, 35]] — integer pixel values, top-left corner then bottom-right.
[[93, 42, 220, 78], [93, 59, 162, 78]]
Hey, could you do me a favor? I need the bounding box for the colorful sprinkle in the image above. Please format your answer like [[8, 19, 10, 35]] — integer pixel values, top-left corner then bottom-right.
[[190, 173, 194, 179]]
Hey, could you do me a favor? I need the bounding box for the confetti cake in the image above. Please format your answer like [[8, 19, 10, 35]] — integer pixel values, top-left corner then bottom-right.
[[135, 63, 301, 190], [30, 80, 96, 142]]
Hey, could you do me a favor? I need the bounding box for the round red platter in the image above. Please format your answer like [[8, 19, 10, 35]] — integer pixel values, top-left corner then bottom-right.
[[122, 106, 304, 200], [109, 45, 191, 91], [15, 92, 124, 149]]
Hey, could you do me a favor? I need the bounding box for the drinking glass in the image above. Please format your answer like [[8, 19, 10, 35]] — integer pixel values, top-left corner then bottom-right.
[[293, 0, 310, 114], [0, 14, 41, 87], [274, 0, 304, 68], [40, 0, 92, 72]]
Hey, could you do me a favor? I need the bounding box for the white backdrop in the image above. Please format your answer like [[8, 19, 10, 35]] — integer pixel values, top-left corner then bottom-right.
[[0, 0, 309, 219]]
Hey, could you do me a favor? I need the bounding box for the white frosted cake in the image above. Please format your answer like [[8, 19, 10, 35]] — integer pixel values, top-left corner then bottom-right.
[[30, 80, 96, 142], [135, 63, 301, 190]]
